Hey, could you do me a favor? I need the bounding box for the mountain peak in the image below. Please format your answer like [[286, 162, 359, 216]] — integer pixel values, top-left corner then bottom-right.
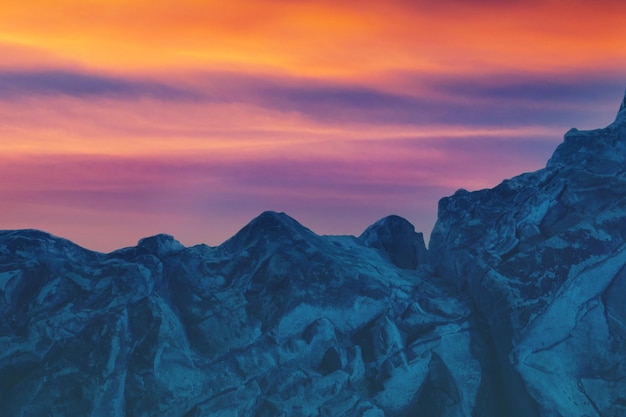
[[359, 215, 428, 269], [547, 92, 626, 169], [221, 211, 316, 250], [253, 210, 297, 225], [246, 211, 310, 233], [137, 234, 185, 257]]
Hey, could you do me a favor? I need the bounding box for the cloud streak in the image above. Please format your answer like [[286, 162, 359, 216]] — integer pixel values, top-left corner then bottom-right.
[[0, 70, 202, 100], [2, 69, 623, 129]]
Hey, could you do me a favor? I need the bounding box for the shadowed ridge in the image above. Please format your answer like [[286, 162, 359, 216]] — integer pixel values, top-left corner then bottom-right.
[[359, 215, 428, 269], [0, 229, 102, 260], [137, 234, 185, 258], [547, 92, 626, 169]]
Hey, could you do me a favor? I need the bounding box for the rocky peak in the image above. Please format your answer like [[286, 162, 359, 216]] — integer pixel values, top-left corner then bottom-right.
[[547, 93, 626, 170], [221, 211, 316, 251], [248, 211, 304, 230], [359, 215, 428, 269], [137, 234, 185, 258]]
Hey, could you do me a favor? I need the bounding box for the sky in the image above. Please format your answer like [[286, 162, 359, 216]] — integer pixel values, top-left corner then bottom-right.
[[1, 0, 626, 252]]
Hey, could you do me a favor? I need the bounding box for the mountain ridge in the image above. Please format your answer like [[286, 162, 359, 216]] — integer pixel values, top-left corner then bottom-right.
[[2, 92, 626, 416]]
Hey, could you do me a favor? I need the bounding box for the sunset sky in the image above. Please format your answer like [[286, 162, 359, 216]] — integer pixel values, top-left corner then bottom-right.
[[2, 0, 626, 251]]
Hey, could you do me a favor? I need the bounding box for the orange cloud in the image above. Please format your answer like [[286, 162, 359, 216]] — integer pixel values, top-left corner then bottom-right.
[[1, 0, 625, 78]]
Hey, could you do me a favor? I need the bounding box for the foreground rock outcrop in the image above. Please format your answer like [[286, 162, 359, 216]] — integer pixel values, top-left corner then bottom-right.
[[431, 93, 626, 417], [1, 93, 626, 416]]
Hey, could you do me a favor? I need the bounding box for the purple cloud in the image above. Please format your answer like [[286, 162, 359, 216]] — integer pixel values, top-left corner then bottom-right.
[[1, 68, 623, 130], [0, 70, 203, 100]]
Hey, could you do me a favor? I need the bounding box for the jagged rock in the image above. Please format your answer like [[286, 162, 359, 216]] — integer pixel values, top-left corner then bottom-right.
[[221, 210, 319, 253], [359, 215, 428, 269], [430, 92, 626, 417], [0, 213, 486, 417], [137, 234, 185, 258]]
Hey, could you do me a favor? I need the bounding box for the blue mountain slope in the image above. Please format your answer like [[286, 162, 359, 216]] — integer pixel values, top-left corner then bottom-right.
[[1, 212, 485, 417], [430, 92, 626, 417]]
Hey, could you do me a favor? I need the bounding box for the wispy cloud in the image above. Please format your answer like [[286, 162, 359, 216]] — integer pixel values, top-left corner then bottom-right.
[[1, 68, 623, 128], [0, 70, 203, 100]]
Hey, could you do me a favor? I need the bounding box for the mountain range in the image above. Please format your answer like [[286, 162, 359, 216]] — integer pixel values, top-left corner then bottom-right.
[[1, 93, 626, 416]]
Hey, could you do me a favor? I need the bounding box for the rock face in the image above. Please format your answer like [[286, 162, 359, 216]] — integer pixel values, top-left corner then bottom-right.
[[0, 214, 500, 417], [430, 93, 626, 417], [2, 94, 626, 417], [359, 215, 428, 269]]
